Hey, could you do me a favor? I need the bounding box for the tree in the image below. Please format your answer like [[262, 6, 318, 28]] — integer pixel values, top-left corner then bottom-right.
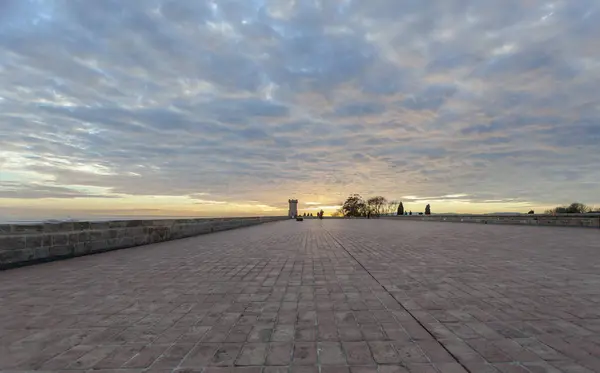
[[545, 202, 593, 214], [566, 203, 592, 213], [528, 210, 535, 214], [397, 202, 404, 216], [425, 204, 431, 215], [367, 196, 387, 217], [331, 208, 344, 217], [342, 194, 366, 217], [385, 200, 399, 216]]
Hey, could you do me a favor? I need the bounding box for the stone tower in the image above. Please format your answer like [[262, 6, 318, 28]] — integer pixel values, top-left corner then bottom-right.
[[288, 199, 298, 218]]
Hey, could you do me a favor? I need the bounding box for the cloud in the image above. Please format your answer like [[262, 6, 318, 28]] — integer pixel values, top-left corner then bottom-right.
[[0, 182, 118, 199], [1, 0, 599, 218]]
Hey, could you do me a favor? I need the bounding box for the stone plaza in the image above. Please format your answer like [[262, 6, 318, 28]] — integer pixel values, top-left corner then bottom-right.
[[1, 219, 599, 372]]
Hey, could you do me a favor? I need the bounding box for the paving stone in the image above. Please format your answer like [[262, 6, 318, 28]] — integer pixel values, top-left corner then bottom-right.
[[368, 341, 400, 364], [1, 219, 598, 372], [292, 342, 318, 365], [321, 366, 351, 373], [266, 342, 293, 366], [378, 365, 410, 373], [235, 342, 268, 366], [343, 342, 375, 366], [210, 343, 243, 366], [181, 343, 221, 367], [318, 341, 346, 365]]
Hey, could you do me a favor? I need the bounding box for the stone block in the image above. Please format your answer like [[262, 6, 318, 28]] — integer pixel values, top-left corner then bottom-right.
[[25, 235, 43, 249], [120, 236, 134, 247], [73, 242, 91, 256], [0, 236, 26, 251], [0, 224, 11, 234], [108, 220, 127, 229], [72, 222, 91, 231], [42, 222, 73, 233], [0, 250, 16, 264], [113, 238, 133, 249], [125, 220, 144, 227], [90, 222, 109, 231], [130, 227, 145, 236], [191, 224, 211, 234], [42, 234, 52, 247], [89, 230, 107, 240], [170, 230, 185, 239], [49, 245, 74, 257], [78, 231, 89, 242], [90, 240, 109, 253], [2, 249, 34, 263], [117, 228, 131, 238], [105, 238, 119, 249], [18, 224, 48, 234], [52, 234, 69, 246], [21, 248, 35, 261], [134, 235, 149, 246], [143, 220, 171, 227], [34, 247, 50, 260], [11, 224, 44, 234], [68, 233, 79, 244]]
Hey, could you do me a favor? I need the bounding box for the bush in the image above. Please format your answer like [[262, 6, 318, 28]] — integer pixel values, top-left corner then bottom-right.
[[544, 202, 593, 214]]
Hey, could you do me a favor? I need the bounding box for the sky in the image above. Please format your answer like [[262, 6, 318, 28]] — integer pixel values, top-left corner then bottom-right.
[[1, 0, 600, 220]]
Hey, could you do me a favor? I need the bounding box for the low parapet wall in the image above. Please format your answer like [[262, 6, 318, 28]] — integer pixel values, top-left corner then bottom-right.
[[382, 214, 600, 229], [0, 216, 287, 269]]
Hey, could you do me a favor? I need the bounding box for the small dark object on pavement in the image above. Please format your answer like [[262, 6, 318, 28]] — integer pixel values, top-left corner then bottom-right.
[[296, 217, 304, 221]]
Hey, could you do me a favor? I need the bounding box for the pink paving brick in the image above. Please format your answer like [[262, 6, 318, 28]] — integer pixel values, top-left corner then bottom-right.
[[0, 219, 599, 372]]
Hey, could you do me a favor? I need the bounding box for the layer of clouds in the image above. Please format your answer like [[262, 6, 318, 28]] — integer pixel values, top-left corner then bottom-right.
[[1, 0, 600, 213]]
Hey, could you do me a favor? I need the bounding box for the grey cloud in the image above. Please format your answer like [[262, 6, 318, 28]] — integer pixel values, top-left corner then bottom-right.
[[1, 0, 600, 212], [334, 102, 386, 117], [0, 182, 118, 199], [402, 84, 457, 111], [540, 119, 600, 147]]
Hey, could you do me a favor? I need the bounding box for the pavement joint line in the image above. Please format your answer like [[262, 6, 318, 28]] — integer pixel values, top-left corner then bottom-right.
[[323, 227, 473, 373]]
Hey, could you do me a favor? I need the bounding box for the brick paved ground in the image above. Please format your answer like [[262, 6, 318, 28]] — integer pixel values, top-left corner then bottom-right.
[[1, 220, 599, 373]]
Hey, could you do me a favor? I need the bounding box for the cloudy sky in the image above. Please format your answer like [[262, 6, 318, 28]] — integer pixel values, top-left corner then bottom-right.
[[1, 0, 599, 220]]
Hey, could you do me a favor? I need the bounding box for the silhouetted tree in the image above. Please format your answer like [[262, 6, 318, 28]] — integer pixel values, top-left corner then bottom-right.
[[397, 202, 404, 216], [545, 202, 593, 214], [528, 210, 535, 214], [367, 196, 387, 217], [342, 194, 366, 217], [385, 200, 399, 215], [425, 204, 431, 215]]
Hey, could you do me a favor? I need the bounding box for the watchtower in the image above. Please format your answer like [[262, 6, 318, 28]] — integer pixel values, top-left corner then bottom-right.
[[288, 199, 298, 218]]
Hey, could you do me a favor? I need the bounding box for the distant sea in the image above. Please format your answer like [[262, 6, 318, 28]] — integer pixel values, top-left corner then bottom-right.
[[0, 216, 211, 225]]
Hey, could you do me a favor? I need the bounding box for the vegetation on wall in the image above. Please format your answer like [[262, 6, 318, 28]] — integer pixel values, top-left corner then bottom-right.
[[335, 194, 418, 217], [544, 202, 599, 214], [331, 197, 599, 217]]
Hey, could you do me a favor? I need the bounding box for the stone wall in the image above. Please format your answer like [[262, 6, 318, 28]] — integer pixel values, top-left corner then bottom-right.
[[0, 216, 287, 269], [381, 214, 600, 228]]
